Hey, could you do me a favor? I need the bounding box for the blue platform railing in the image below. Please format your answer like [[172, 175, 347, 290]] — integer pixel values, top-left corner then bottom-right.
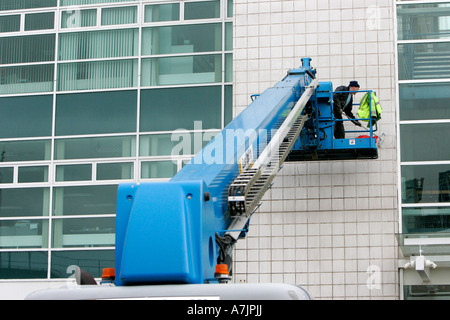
[[333, 89, 378, 140]]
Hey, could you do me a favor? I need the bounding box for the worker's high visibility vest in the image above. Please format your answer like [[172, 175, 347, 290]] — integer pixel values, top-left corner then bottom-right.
[[357, 92, 382, 122]]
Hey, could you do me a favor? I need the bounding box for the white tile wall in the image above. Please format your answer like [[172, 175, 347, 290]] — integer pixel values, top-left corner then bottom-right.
[[233, 0, 399, 299]]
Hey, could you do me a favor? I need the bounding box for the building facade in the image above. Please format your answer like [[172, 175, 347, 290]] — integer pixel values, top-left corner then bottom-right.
[[0, 0, 449, 300]]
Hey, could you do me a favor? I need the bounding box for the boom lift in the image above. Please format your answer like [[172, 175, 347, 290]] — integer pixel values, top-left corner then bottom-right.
[[26, 58, 378, 300]]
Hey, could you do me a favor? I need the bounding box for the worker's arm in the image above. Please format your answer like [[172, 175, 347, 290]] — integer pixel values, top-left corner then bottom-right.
[[344, 105, 362, 127]]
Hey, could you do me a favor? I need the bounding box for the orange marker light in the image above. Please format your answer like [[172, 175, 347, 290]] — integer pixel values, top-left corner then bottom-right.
[[102, 268, 115, 280], [215, 264, 229, 276]]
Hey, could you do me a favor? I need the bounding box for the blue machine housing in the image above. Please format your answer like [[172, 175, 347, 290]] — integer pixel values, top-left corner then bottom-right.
[[115, 58, 378, 286]]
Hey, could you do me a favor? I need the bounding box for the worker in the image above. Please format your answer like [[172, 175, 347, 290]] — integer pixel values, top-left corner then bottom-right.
[[333, 81, 362, 139]]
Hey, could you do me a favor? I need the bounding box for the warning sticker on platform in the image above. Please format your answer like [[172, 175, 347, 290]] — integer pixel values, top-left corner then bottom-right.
[[239, 145, 253, 173]]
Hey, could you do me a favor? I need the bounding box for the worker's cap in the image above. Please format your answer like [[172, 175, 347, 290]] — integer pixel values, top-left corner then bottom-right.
[[349, 81, 360, 88]]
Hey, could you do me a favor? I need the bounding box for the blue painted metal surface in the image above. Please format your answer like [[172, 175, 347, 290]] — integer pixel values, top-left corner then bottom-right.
[[115, 58, 315, 286], [288, 86, 379, 161], [114, 58, 378, 286]]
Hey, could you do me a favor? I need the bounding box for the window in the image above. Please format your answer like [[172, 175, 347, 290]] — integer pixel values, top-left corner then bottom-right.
[[0, 95, 53, 139], [97, 162, 133, 180], [141, 161, 177, 179], [0, 34, 55, 64], [52, 185, 117, 216], [50, 250, 113, 279], [403, 207, 450, 234], [57, 59, 138, 91], [60, 0, 134, 5], [56, 164, 92, 182], [0, 64, 54, 94], [400, 123, 450, 162], [54, 136, 136, 160], [144, 3, 180, 22], [0, 15, 20, 33], [0, 167, 13, 184], [25, 12, 55, 31], [0, 0, 56, 11], [0, 219, 49, 249], [185, 0, 220, 20], [398, 3, 450, 40], [142, 23, 222, 55], [0, 187, 50, 217], [398, 42, 450, 80], [399, 83, 450, 121], [0, 251, 48, 279], [56, 91, 137, 136], [18, 166, 49, 183], [0, 140, 51, 162], [52, 217, 115, 248], [61, 9, 97, 28], [402, 165, 450, 204], [140, 86, 221, 132], [59, 29, 138, 60], [101, 6, 137, 26], [141, 54, 222, 86]]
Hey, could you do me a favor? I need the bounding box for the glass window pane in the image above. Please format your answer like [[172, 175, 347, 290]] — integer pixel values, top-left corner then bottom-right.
[[25, 12, 55, 31], [0, 0, 56, 11], [0, 95, 53, 139], [400, 123, 450, 162], [0, 140, 51, 162], [398, 42, 450, 80], [57, 59, 138, 91], [225, 22, 232, 50], [402, 165, 450, 204], [50, 250, 113, 279], [141, 54, 221, 86], [18, 166, 48, 183], [97, 162, 133, 180], [0, 34, 55, 64], [52, 217, 115, 248], [0, 167, 14, 184], [53, 185, 117, 216], [0, 64, 54, 94], [56, 164, 92, 182], [144, 3, 179, 22], [0, 15, 20, 33], [101, 6, 137, 26], [142, 23, 222, 55], [54, 136, 136, 160], [0, 251, 48, 279], [0, 187, 50, 217], [227, 0, 233, 18], [61, 0, 133, 6], [225, 53, 232, 82], [403, 207, 450, 234], [59, 29, 138, 60], [61, 9, 96, 28], [140, 134, 188, 157], [0, 219, 48, 249], [398, 3, 450, 40], [140, 133, 208, 157], [185, 0, 220, 20], [225, 85, 233, 126], [56, 91, 137, 136], [140, 86, 221, 132], [141, 161, 177, 179], [399, 83, 450, 121]]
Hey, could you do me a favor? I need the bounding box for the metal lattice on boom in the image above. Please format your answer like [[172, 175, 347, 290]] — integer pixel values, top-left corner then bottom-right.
[[226, 79, 319, 241]]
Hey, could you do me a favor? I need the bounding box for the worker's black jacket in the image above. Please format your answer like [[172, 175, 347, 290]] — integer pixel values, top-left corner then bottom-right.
[[333, 85, 356, 119]]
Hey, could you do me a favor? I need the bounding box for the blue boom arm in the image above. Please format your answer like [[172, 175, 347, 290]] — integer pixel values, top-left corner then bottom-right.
[[114, 58, 377, 286]]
